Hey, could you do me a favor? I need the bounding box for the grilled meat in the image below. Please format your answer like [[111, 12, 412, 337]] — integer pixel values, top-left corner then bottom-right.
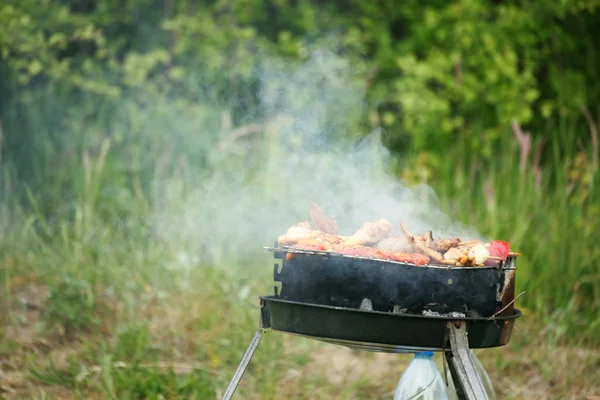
[[443, 245, 474, 266], [397, 221, 511, 266], [277, 222, 320, 246], [399, 221, 450, 264], [333, 246, 429, 265], [379, 251, 430, 265], [284, 235, 346, 260], [278, 201, 340, 248], [431, 237, 461, 252], [470, 243, 492, 265], [287, 243, 430, 265], [309, 200, 339, 235], [442, 242, 495, 266], [332, 245, 381, 257], [297, 235, 345, 249], [276, 204, 516, 267], [376, 236, 415, 253], [343, 219, 392, 246]]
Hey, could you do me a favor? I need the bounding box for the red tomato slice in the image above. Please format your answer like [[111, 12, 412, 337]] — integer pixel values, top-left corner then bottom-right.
[[487, 240, 510, 259]]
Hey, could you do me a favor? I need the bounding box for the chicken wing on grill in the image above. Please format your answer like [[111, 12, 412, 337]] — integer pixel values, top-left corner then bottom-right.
[[278, 201, 339, 247], [277, 222, 321, 246], [399, 221, 451, 264], [296, 234, 344, 249], [376, 236, 415, 253], [343, 219, 393, 246], [431, 237, 461, 252], [283, 233, 347, 260]]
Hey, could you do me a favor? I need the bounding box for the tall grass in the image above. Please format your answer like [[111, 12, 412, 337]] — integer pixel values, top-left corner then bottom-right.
[[409, 121, 600, 344]]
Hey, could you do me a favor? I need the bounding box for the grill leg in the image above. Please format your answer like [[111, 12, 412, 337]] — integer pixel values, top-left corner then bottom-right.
[[444, 321, 490, 400], [221, 328, 264, 400]]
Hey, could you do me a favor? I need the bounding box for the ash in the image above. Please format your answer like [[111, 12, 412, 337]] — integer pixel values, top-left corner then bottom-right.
[[422, 310, 467, 318], [359, 298, 373, 311], [393, 305, 408, 314]]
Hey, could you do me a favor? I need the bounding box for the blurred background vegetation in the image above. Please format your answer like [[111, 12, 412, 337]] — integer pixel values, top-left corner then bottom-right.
[[1, 0, 599, 399]]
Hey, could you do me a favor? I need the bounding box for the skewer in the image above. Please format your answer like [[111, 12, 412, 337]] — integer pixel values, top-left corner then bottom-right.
[[486, 256, 504, 260], [457, 240, 478, 245], [487, 291, 526, 320], [508, 252, 521, 256]]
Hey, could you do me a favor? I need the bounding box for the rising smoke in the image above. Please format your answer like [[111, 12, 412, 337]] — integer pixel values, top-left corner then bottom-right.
[[151, 43, 484, 269]]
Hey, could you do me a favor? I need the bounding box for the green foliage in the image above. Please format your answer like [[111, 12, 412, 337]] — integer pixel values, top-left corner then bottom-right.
[[1, 0, 598, 176], [0, 0, 115, 93]]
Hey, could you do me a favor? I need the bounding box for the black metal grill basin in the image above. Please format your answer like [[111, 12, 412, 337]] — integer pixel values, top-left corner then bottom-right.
[[268, 246, 517, 318], [260, 296, 521, 352]]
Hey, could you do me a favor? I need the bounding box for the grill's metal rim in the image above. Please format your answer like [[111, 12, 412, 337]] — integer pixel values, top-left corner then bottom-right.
[[280, 332, 441, 353], [260, 296, 522, 352], [264, 246, 519, 271], [260, 295, 523, 322]]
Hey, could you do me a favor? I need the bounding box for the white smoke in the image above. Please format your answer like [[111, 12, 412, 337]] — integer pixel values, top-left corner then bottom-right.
[[150, 43, 485, 270]]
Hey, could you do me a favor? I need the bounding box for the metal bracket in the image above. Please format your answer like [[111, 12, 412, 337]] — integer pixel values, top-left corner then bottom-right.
[[273, 263, 281, 281], [445, 321, 490, 400]]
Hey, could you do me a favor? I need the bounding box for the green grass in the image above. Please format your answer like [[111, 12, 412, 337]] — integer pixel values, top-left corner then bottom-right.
[[0, 117, 599, 399]]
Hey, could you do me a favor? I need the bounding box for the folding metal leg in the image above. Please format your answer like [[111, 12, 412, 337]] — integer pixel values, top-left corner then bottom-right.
[[444, 321, 490, 400], [221, 328, 264, 400]]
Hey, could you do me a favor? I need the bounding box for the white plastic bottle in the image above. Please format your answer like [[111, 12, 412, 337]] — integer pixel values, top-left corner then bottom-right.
[[393, 352, 448, 400]]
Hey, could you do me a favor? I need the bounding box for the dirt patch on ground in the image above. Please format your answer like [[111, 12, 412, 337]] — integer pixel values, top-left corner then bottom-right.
[[307, 339, 600, 400], [310, 343, 408, 385], [3, 284, 49, 348], [0, 284, 89, 399]]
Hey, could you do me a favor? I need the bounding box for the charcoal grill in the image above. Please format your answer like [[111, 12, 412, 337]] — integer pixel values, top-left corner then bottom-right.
[[222, 245, 522, 400]]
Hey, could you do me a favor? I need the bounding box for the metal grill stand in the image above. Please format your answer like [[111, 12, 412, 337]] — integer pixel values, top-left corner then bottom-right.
[[221, 327, 264, 400], [222, 318, 492, 400], [445, 321, 491, 400]]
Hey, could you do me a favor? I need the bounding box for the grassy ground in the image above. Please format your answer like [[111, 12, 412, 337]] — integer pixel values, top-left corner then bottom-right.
[[1, 263, 599, 400]]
